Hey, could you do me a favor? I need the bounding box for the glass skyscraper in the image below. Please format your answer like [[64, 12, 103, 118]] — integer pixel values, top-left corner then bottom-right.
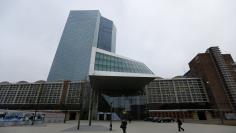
[[47, 11, 116, 81], [47, 10, 154, 82]]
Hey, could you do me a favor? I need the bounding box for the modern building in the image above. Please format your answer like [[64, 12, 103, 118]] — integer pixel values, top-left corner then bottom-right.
[[47, 10, 154, 82], [47, 10, 156, 120], [47, 10, 116, 81], [185, 46, 236, 117]]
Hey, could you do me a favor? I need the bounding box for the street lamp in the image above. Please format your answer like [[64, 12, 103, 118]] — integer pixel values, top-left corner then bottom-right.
[[109, 102, 113, 131], [32, 84, 43, 125]]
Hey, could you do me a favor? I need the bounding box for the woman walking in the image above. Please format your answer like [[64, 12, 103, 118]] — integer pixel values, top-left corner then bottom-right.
[[120, 119, 128, 133], [177, 118, 184, 132]]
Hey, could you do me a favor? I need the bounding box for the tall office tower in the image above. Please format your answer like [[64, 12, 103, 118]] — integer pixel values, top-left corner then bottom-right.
[[48, 10, 154, 82], [186, 46, 236, 112], [47, 10, 116, 81]]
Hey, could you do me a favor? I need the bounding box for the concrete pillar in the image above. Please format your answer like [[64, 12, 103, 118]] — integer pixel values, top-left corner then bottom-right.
[[77, 112, 80, 130], [64, 112, 70, 123], [76, 112, 80, 120], [92, 90, 98, 120], [88, 89, 95, 126], [205, 111, 212, 120], [192, 112, 198, 120], [64, 112, 67, 123], [87, 88, 100, 124]]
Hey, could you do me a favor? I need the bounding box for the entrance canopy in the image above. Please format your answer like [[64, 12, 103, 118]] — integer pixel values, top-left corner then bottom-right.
[[89, 75, 155, 96]]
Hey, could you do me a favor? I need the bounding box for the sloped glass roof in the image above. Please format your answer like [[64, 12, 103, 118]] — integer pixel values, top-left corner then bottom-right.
[[94, 52, 153, 74]]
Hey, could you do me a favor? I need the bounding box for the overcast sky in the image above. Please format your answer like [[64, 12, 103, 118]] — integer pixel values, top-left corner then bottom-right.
[[0, 0, 236, 82]]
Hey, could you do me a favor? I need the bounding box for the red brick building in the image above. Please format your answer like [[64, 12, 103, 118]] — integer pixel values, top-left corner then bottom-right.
[[185, 47, 236, 115]]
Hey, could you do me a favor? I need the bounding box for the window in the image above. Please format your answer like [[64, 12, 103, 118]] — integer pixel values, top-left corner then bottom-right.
[[94, 52, 153, 74]]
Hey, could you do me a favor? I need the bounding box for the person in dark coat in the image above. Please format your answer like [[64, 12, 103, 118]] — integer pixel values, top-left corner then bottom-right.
[[177, 118, 184, 132], [120, 119, 128, 133]]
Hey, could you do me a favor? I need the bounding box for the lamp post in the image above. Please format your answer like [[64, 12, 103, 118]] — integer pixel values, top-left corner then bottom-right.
[[77, 84, 84, 130], [109, 102, 113, 131], [32, 84, 43, 125]]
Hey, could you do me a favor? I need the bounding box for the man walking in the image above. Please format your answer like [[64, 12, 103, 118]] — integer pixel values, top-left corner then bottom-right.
[[177, 118, 184, 132], [120, 119, 128, 133]]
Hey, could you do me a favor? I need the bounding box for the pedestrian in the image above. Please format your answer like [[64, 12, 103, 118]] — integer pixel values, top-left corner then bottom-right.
[[177, 118, 184, 132], [120, 119, 128, 133]]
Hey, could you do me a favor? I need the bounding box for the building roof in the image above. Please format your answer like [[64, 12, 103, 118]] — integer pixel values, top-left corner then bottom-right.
[[0, 81, 10, 85], [34, 80, 47, 83], [17, 81, 29, 84]]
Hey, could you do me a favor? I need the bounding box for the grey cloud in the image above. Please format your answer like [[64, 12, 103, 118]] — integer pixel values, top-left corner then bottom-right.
[[0, 0, 235, 82]]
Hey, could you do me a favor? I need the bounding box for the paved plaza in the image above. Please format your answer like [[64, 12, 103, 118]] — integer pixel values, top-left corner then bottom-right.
[[0, 120, 236, 133]]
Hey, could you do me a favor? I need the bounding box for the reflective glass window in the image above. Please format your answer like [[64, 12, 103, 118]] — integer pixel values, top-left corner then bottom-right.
[[94, 52, 153, 74]]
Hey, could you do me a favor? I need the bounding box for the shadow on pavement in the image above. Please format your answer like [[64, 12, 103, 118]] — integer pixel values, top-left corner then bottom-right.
[[61, 125, 109, 132]]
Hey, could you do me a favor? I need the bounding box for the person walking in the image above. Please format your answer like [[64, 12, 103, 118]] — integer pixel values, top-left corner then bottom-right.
[[177, 118, 184, 132], [120, 119, 128, 133]]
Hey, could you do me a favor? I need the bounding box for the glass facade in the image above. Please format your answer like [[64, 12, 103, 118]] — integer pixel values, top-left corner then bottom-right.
[[0, 82, 82, 105], [47, 11, 117, 81], [94, 52, 153, 74], [97, 17, 114, 52], [98, 93, 147, 120], [102, 94, 146, 109], [66, 83, 81, 104], [38, 83, 63, 104], [47, 11, 101, 81], [146, 78, 208, 103]]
